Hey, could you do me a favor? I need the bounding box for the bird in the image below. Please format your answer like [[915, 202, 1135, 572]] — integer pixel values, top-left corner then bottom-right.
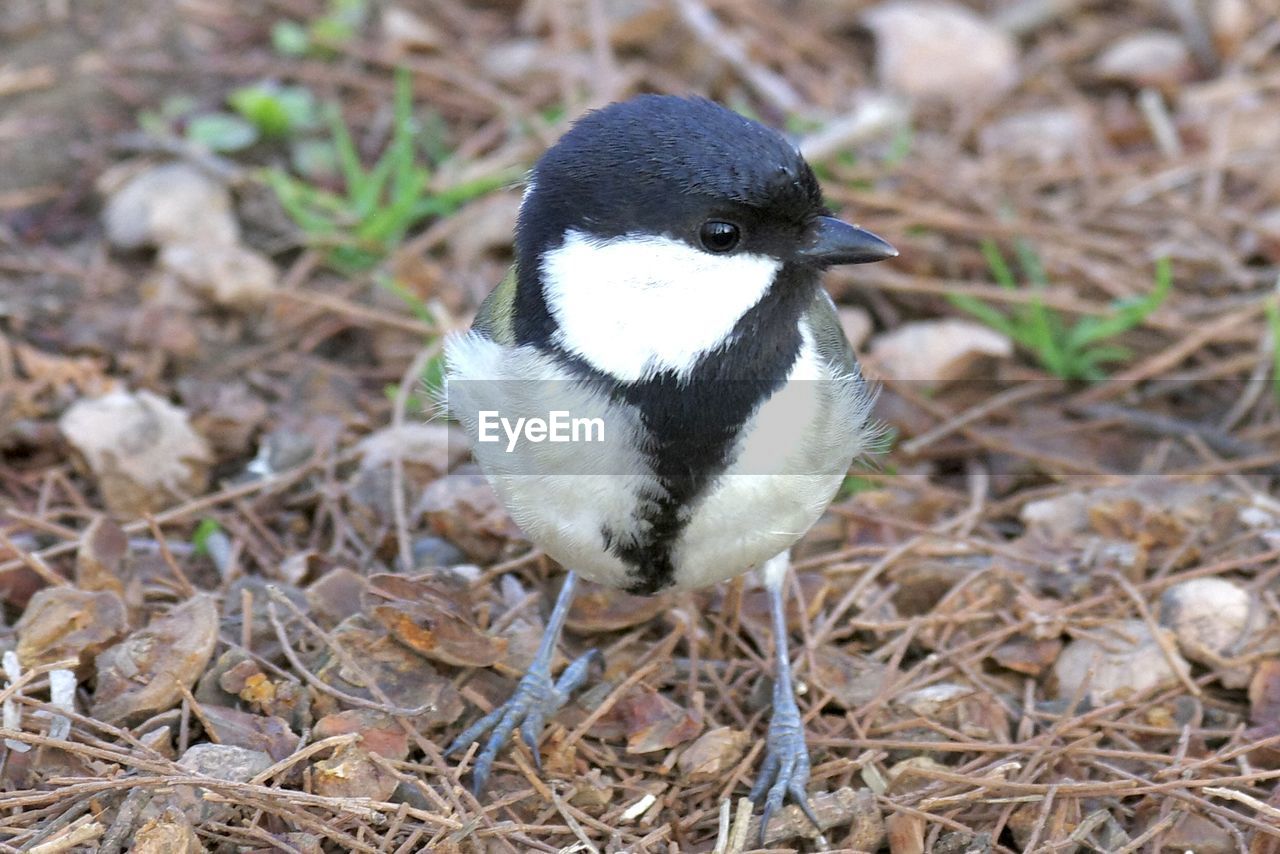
[[442, 94, 896, 835]]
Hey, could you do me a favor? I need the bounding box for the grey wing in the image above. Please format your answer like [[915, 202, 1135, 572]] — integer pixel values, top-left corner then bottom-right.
[[802, 286, 882, 459], [803, 287, 858, 376], [470, 265, 518, 345]]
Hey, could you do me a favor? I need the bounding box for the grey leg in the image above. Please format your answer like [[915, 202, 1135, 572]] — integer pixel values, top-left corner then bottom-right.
[[446, 571, 600, 794], [749, 554, 823, 843]]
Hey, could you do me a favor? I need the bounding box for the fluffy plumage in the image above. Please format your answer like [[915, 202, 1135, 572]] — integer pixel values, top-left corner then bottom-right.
[[443, 95, 897, 829], [444, 96, 881, 594]]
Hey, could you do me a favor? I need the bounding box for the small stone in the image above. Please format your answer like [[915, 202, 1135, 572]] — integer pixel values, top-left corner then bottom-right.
[[1095, 30, 1194, 90], [313, 744, 399, 801], [979, 108, 1091, 166], [139, 726, 175, 759], [177, 742, 273, 780], [1159, 812, 1234, 854], [157, 242, 278, 309], [381, 6, 443, 54], [411, 535, 466, 568], [991, 637, 1062, 677], [101, 162, 239, 250], [59, 389, 212, 517], [869, 319, 1012, 387], [174, 743, 273, 823], [1160, 577, 1265, 687], [1020, 491, 1090, 542], [1053, 619, 1190, 705], [862, 2, 1018, 103], [482, 39, 546, 84]]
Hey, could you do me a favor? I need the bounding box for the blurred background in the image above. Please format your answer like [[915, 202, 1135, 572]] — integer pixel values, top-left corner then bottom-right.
[[3, 1, 1280, 852]]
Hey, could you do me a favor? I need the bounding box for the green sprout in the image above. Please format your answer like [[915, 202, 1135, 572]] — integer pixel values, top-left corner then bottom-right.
[[263, 69, 511, 272], [949, 240, 1171, 382], [191, 518, 224, 556], [229, 83, 318, 138], [1266, 296, 1280, 403], [271, 0, 368, 57]]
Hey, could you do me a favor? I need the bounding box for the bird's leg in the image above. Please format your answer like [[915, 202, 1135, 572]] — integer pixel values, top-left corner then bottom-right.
[[750, 553, 825, 844], [446, 571, 599, 794]]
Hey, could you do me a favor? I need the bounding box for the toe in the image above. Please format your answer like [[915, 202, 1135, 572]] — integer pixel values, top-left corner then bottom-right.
[[789, 779, 821, 830], [758, 752, 796, 843], [749, 748, 780, 804], [521, 711, 548, 771], [446, 704, 505, 756]]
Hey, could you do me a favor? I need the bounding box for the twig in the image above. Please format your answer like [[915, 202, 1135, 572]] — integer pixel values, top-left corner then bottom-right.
[[26, 817, 104, 854], [674, 0, 801, 115], [391, 344, 441, 573], [0, 528, 68, 586], [1204, 786, 1280, 823]]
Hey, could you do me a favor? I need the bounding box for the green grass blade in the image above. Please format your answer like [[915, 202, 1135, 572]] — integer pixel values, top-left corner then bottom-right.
[[980, 239, 1017, 290], [1014, 237, 1049, 286], [387, 69, 421, 208], [947, 293, 1017, 338], [328, 104, 366, 193], [1065, 257, 1171, 351]]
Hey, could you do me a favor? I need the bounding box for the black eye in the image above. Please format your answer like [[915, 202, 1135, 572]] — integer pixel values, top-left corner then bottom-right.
[[699, 220, 741, 254]]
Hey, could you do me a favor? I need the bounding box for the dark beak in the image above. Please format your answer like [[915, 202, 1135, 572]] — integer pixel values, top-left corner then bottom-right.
[[799, 216, 898, 265]]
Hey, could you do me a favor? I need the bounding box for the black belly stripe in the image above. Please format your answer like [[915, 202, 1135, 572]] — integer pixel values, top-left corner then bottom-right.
[[555, 266, 819, 595]]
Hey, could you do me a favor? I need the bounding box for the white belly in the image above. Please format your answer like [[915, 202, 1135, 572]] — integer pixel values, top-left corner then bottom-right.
[[670, 331, 875, 588], [443, 329, 875, 592]]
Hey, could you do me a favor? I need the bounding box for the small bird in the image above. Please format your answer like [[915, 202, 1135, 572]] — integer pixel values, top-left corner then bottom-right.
[[444, 94, 895, 832]]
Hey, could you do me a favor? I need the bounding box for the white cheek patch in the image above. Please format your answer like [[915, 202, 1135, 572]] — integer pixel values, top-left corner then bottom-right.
[[540, 229, 782, 382]]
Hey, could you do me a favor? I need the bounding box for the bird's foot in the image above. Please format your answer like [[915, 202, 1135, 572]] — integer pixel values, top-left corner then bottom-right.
[[750, 699, 824, 845], [446, 648, 600, 794]]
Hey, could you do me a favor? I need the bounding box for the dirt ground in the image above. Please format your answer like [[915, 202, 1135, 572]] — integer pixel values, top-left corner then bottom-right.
[[3, 1, 1280, 852]]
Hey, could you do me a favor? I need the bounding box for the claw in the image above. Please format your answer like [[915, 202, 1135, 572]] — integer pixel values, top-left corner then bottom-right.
[[448, 573, 593, 796], [750, 701, 822, 845], [449, 646, 601, 795]]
